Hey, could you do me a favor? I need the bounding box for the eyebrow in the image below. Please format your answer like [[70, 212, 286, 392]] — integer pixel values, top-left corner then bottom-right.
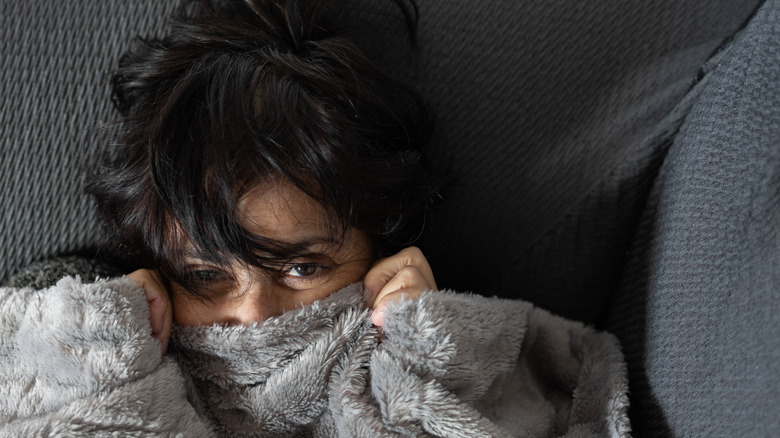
[[280, 236, 339, 253], [180, 235, 340, 261]]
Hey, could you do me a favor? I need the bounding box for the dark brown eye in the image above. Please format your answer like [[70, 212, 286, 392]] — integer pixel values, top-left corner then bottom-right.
[[181, 267, 228, 285], [277, 257, 334, 290], [192, 270, 220, 281], [285, 263, 324, 278]]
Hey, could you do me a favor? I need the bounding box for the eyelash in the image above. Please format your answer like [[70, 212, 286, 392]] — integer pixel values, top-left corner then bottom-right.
[[182, 267, 230, 286], [281, 262, 329, 277], [190, 270, 221, 282], [179, 257, 334, 291]]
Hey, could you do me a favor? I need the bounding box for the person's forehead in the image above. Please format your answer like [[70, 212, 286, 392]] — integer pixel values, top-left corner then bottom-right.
[[238, 180, 330, 241]]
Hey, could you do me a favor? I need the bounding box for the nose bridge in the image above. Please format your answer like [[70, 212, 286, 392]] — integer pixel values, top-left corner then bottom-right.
[[229, 270, 283, 325]]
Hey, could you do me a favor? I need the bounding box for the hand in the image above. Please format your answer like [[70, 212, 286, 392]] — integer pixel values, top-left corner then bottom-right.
[[363, 246, 437, 327], [127, 269, 172, 355]]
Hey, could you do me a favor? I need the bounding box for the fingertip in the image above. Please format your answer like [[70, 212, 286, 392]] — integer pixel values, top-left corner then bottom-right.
[[371, 308, 385, 327]]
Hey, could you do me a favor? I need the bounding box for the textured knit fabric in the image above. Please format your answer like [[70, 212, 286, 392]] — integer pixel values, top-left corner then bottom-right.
[[0, 277, 630, 437], [604, 0, 780, 436], [398, 0, 763, 324], [1, 0, 179, 285]]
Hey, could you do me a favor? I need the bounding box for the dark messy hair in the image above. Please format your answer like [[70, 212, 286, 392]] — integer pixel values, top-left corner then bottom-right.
[[89, 0, 435, 294]]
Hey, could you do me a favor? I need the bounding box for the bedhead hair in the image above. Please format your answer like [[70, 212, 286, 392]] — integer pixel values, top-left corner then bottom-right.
[[88, 0, 437, 294]]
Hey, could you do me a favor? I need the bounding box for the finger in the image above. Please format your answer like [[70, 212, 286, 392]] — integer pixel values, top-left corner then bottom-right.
[[363, 247, 436, 302], [370, 265, 431, 309], [150, 284, 173, 354], [127, 269, 172, 354], [128, 269, 165, 333], [159, 292, 172, 354], [370, 265, 432, 328], [371, 287, 425, 327]]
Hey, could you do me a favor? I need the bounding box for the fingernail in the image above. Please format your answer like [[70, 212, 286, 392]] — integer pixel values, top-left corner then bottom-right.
[[371, 309, 385, 327]]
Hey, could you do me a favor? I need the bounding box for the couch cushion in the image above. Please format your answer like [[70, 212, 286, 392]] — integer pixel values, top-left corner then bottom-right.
[[605, 0, 780, 434], [0, 1, 178, 281], [388, 0, 763, 324]]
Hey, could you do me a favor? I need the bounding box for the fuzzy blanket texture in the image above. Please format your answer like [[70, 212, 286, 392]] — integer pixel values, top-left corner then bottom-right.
[[0, 276, 630, 437]]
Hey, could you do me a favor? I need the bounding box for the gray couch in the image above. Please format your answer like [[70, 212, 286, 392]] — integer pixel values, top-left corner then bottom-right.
[[2, 0, 778, 435]]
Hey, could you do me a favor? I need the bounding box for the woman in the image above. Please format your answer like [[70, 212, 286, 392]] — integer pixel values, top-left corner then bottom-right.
[[92, 0, 440, 350]]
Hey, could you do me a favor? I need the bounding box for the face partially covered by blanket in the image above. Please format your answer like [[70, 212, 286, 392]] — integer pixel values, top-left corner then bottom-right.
[[0, 277, 629, 437], [173, 283, 630, 437]]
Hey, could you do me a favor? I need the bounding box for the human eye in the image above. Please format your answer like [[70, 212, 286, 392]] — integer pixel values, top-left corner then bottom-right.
[[285, 263, 325, 278], [188, 269, 224, 282], [278, 257, 333, 289], [176, 264, 234, 295]]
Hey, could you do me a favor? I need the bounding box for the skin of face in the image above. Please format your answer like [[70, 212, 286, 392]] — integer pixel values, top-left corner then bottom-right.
[[170, 180, 373, 326]]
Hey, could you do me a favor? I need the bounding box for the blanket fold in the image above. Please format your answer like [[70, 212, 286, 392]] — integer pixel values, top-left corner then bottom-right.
[[0, 276, 630, 437], [0, 276, 214, 437], [174, 284, 630, 437]]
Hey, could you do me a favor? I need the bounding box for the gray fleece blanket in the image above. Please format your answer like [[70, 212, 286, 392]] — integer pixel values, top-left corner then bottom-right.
[[0, 276, 630, 437]]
